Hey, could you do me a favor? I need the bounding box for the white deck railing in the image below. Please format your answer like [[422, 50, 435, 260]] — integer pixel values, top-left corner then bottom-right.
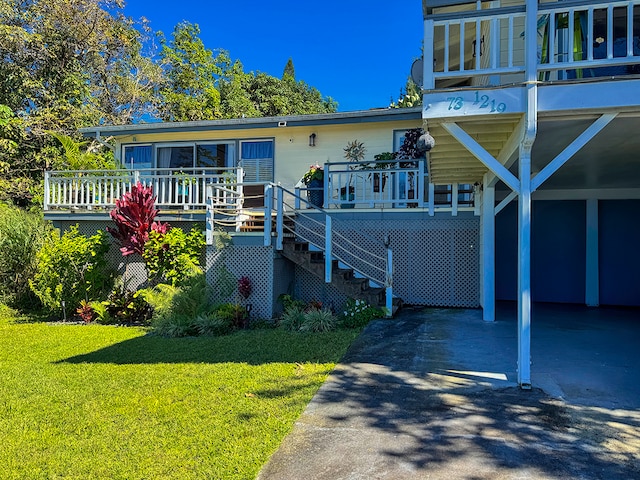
[[425, 0, 640, 88], [44, 167, 241, 211], [293, 160, 475, 212]]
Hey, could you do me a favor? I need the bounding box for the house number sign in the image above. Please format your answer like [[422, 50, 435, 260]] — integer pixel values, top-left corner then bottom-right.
[[447, 91, 507, 113], [423, 87, 523, 118]]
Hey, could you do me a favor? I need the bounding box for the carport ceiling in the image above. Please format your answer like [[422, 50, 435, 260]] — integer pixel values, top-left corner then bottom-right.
[[520, 115, 640, 191]]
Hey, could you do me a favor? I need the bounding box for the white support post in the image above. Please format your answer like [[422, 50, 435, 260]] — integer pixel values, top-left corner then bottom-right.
[[518, 145, 533, 388], [263, 184, 273, 247], [43, 171, 50, 211], [585, 198, 599, 306], [205, 184, 213, 246], [325, 215, 332, 283], [424, 19, 436, 91], [451, 183, 459, 216], [481, 181, 496, 321], [517, 0, 538, 390], [276, 187, 284, 251], [385, 247, 393, 318], [418, 160, 426, 207], [428, 183, 435, 216]]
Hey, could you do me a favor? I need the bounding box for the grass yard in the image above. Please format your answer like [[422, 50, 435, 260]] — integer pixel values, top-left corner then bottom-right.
[[0, 310, 360, 479]]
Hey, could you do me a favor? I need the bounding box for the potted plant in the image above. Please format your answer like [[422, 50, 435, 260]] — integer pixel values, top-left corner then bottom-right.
[[302, 164, 324, 208], [397, 128, 425, 207], [341, 140, 366, 208]]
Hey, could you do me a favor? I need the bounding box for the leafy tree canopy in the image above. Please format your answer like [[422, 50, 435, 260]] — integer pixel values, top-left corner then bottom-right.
[[0, 4, 337, 207]]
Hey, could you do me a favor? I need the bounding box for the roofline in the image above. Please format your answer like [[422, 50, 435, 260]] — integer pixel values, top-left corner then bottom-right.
[[81, 107, 423, 138]]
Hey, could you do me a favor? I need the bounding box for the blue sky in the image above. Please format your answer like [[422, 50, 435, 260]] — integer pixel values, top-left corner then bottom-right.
[[123, 0, 424, 112]]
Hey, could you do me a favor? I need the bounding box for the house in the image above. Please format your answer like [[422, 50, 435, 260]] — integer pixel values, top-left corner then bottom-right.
[[44, 0, 640, 388], [45, 107, 480, 323]]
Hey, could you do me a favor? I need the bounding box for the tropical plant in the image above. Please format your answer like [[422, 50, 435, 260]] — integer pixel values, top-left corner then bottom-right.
[[300, 308, 338, 332], [302, 164, 324, 185], [279, 305, 306, 331], [238, 276, 252, 299], [340, 299, 385, 328], [102, 287, 153, 325], [29, 226, 113, 314], [76, 300, 95, 323], [106, 182, 167, 256], [193, 312, 233, 336], [143, 227, 206, 286], [0, 203, 51, 308]]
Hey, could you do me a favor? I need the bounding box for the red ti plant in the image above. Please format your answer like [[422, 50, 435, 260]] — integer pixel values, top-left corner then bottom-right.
[[238, 276, 252, 299], [107, 182, 169, 256]]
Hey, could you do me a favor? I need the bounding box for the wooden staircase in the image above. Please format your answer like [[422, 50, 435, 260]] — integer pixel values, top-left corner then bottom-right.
[[280, 238, 402, 314]]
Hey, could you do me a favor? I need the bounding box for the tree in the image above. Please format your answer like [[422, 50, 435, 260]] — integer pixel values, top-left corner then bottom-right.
[[0, 0, 162, 206], [158, 22, 224, 122], [282, 58, 295, 81], [390, 77, 422, 108]]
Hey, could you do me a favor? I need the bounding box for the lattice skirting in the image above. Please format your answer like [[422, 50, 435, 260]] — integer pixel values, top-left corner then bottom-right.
[[294, 214, 480, 308], [205, 243, 295, 319], [54, 214, 479, 317]]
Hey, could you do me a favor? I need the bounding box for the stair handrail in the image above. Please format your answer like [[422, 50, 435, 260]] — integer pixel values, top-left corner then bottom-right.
[[270, 183, 393, 315]]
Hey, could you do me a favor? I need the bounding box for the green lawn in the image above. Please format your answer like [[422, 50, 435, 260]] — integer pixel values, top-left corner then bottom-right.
[[0, 311, 359, 479]]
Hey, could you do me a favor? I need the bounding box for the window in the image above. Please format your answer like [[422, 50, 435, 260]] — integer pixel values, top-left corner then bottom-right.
[[240, 140, 274, 182], [197, 143, 235, 169], [122, 145, 152, 170], [157, 145, 194, 169]]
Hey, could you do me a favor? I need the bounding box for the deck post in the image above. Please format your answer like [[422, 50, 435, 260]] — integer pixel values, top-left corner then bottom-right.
[[481, 176, 495, 321], [205, 184, 213, 246], [43, 171, 50, 211], [585, 198, 599, 306], [276, 187, 284, 251], [325, 215, 332, 283], [517, 0, 538, 389], [385, 247, 393, 318], [263, 184, 273, 247]]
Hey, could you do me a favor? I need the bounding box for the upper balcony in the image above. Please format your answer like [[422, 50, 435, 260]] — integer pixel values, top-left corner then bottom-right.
[[421, 0, 640, 186], [422, 0, 640, 112]]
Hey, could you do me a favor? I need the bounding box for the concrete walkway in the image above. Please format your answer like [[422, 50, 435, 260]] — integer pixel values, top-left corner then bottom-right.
[[257, 304, 640, 479]]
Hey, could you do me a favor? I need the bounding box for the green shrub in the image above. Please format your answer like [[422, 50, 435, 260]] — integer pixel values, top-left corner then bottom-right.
[[142, 273, 213, 337], [29, 226, 114, 314], [89, 300, 113, 325], [143, 227, 206, 286], [0, 203, 51, 308], [101, 287, 153, 325], [193, 312, 233, 336], [340, 298, 385, 328], [279, 306, 306, 331], [215, 303, 248, 330], [300, 308, 337, 332]]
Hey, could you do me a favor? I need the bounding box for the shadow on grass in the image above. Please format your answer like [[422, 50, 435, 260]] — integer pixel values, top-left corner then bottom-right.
[[56, 329, 359, 365]]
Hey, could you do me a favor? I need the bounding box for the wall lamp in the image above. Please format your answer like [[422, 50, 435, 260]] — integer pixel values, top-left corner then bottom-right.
[[309, 133, 317, 147]]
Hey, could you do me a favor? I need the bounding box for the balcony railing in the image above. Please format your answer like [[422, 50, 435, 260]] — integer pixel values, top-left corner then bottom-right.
[[44, 167, 241, 211], [425, 0, 640, 88], [294, 160, 476, 212]]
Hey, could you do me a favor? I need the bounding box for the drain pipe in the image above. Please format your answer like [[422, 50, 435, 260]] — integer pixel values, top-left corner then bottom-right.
[[517, 0, 539, 390]]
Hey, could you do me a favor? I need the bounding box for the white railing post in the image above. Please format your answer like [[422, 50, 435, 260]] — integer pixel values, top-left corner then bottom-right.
[[276, 186, 284, 251], [424, 19, 436, 90], [418, 160, 426, 207], [325, 215, 332, 283], [385, 246, 393, 318], [43, 171, 50, 211], [263, 183, 273, 247], [206, 184, 213, 246], [452, 183, 459, 216], [428, 183, 435, 216]]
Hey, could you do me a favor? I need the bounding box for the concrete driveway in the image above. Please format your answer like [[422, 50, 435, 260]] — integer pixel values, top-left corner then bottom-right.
[[257, 304, 640, 479]]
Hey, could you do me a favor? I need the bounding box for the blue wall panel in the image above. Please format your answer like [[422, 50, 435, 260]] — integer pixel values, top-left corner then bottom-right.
[[599, 200, 640, 306], [495, 200, 586, 303]]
